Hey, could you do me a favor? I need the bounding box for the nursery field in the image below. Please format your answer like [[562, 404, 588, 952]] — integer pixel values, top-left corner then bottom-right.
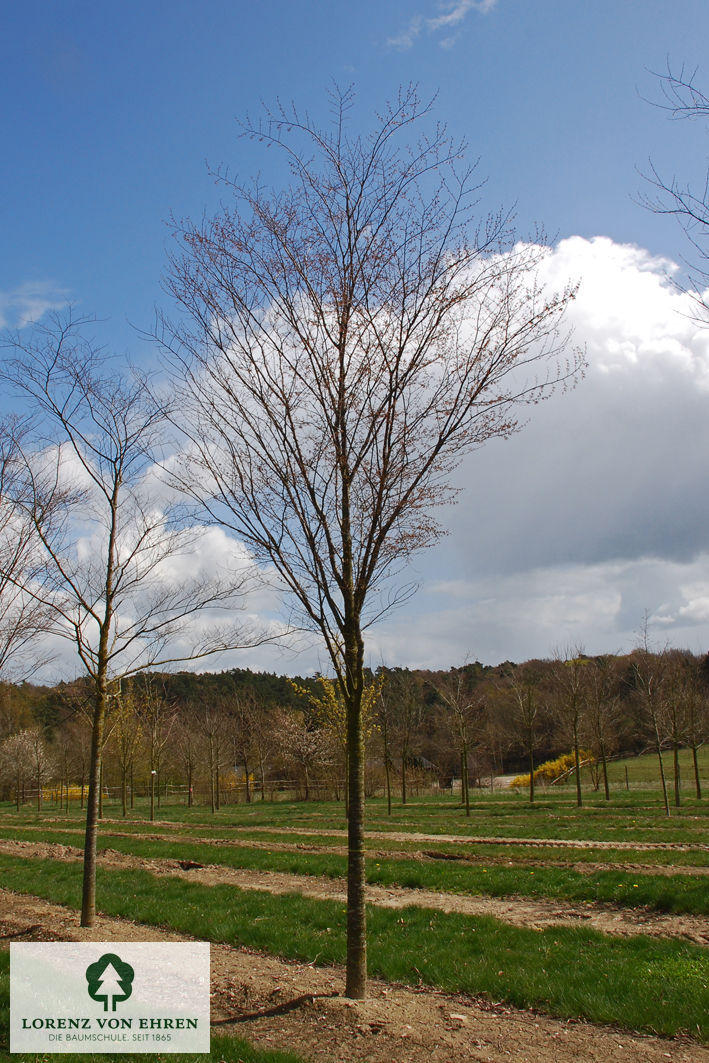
[[1, 787, 708, 1063]]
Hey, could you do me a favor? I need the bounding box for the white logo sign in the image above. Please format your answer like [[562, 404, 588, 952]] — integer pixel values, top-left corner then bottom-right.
[[10, 942, 210, 1053]]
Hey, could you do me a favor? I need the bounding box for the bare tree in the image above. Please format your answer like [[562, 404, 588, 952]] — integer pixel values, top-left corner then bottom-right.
[[583, 655, 622, 801], [275, 706, 332, 801], [385, 669, 426, 806], [631, 617, 671, 816], [0, 728, 34, 808], [226, 686, 261, 804], [642, 62, 709, 319], [193, 696, 229, 813], [109, 683, 143, 817], [160, 87, 580, 996], [0, 726, 53, 810], [551, 647, 589, 808], [0, 418, 54, 679], [501, 661, 546, 804], [687, 657, 709, 799], [173, 710, 199, 807], [375, 672, 397, 815], [435, 664, 485, 815], [2, 312, 267, 926]]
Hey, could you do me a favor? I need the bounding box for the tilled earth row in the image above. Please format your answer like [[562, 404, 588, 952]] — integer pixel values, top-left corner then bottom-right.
[[1, 888, 707, 1063], [2, 837, 708, 945], [5, 821, 709, 877]]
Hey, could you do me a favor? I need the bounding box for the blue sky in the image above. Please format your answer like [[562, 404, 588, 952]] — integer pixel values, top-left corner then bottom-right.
[[4, 0, 709, 676]]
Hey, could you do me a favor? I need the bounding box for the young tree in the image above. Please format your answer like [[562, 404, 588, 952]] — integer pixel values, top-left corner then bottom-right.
[[26, 725, 55, 811], [290, 674, 380, 813], [631, 626, 671, 817], [2, 312, 266, 926], [501, 661, 546, 804], [173, 709, 199, 807], [193, 694, 228, 813], [0, 728, 34, 808], [551, 648, 589, 808], [375, 672, 397, 815], [0, 419, 53, 680], [385, 668, 426, 806], [583, 656, 622, 801], [434, 664, 486, 815], [160, 87, 580, 996], [642, 63, 709, 319], [109, 684, 143, 817], [274, 706, 331, 800], [135, 677, 176, 820], [688, 656, 709, 799]]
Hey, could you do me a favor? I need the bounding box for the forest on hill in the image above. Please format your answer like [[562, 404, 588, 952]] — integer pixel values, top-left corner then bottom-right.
[[1, 648, 707, 814]]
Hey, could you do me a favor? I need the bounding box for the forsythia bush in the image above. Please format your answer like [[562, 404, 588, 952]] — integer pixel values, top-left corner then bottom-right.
[[511, 750, 594, 789]]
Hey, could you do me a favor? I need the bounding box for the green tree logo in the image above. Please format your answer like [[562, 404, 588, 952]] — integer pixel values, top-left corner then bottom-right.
[[85, 953, 135, 1011]]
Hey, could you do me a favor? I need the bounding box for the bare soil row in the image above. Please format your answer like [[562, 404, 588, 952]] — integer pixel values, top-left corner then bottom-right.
[[2, 888, 707, 1063], [2, 837, 708, 945]]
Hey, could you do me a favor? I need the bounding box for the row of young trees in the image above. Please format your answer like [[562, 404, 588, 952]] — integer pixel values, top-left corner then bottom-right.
[[3, 61, 707, 995], [2, 647, 706, 818], [0, 87, 583, 998]]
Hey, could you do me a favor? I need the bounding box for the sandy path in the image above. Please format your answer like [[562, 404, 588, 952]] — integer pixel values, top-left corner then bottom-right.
[[1, 888, 706, 1063], [2, 837, 708, 945]]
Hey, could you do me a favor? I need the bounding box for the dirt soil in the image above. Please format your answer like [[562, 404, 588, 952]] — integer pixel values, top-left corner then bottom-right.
[[2, 837, 708, 946], [1, 888, 707, 1063]]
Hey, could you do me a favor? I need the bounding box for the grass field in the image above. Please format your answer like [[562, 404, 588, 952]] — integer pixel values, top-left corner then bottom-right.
[[1, 761, 708, 1055]]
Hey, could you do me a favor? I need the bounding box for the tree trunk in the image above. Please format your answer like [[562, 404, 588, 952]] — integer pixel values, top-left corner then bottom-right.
[[258, 751, 266, 801], [653, 722, 670, 816], [344, 627, 367, 1000], [121, 765, 127, 817], [344, 756, 349, 819], [573, 725, 582, 808], [385, 755, 392, 816], [243, 756, 251, 803], [81, 683, 108, 926], [401, 751, 407, 805], [528, 740, 535, 804], [673, 742, 681, 807], [600, 745, 610, 801], [692, 745, 702, 799]]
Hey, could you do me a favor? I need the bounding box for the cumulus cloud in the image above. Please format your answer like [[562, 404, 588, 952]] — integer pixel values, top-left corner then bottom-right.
[[444, 236, 709, 575], [0, 282, 70, 329], [362, 234, 709, 666], [28, 235, 709, 678]]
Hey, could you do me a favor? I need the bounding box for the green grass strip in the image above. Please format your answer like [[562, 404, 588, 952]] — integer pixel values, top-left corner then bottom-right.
[[5, 790, 709, 843], [0, 950, 306, 1063], [3, 825, 707, 916], [4, 820, 709, 870], [0, 854, 707, 1040]]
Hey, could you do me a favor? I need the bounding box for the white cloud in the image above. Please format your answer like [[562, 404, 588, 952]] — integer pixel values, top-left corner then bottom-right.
[[387, 16, 423, 51], [388, 0, 497, 51], [362, 554, 709, 670], [427, 0, 497, 32], [26, 235, 709, 678], [0, 282, 70, 329], [357, 234, 709, 667]]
